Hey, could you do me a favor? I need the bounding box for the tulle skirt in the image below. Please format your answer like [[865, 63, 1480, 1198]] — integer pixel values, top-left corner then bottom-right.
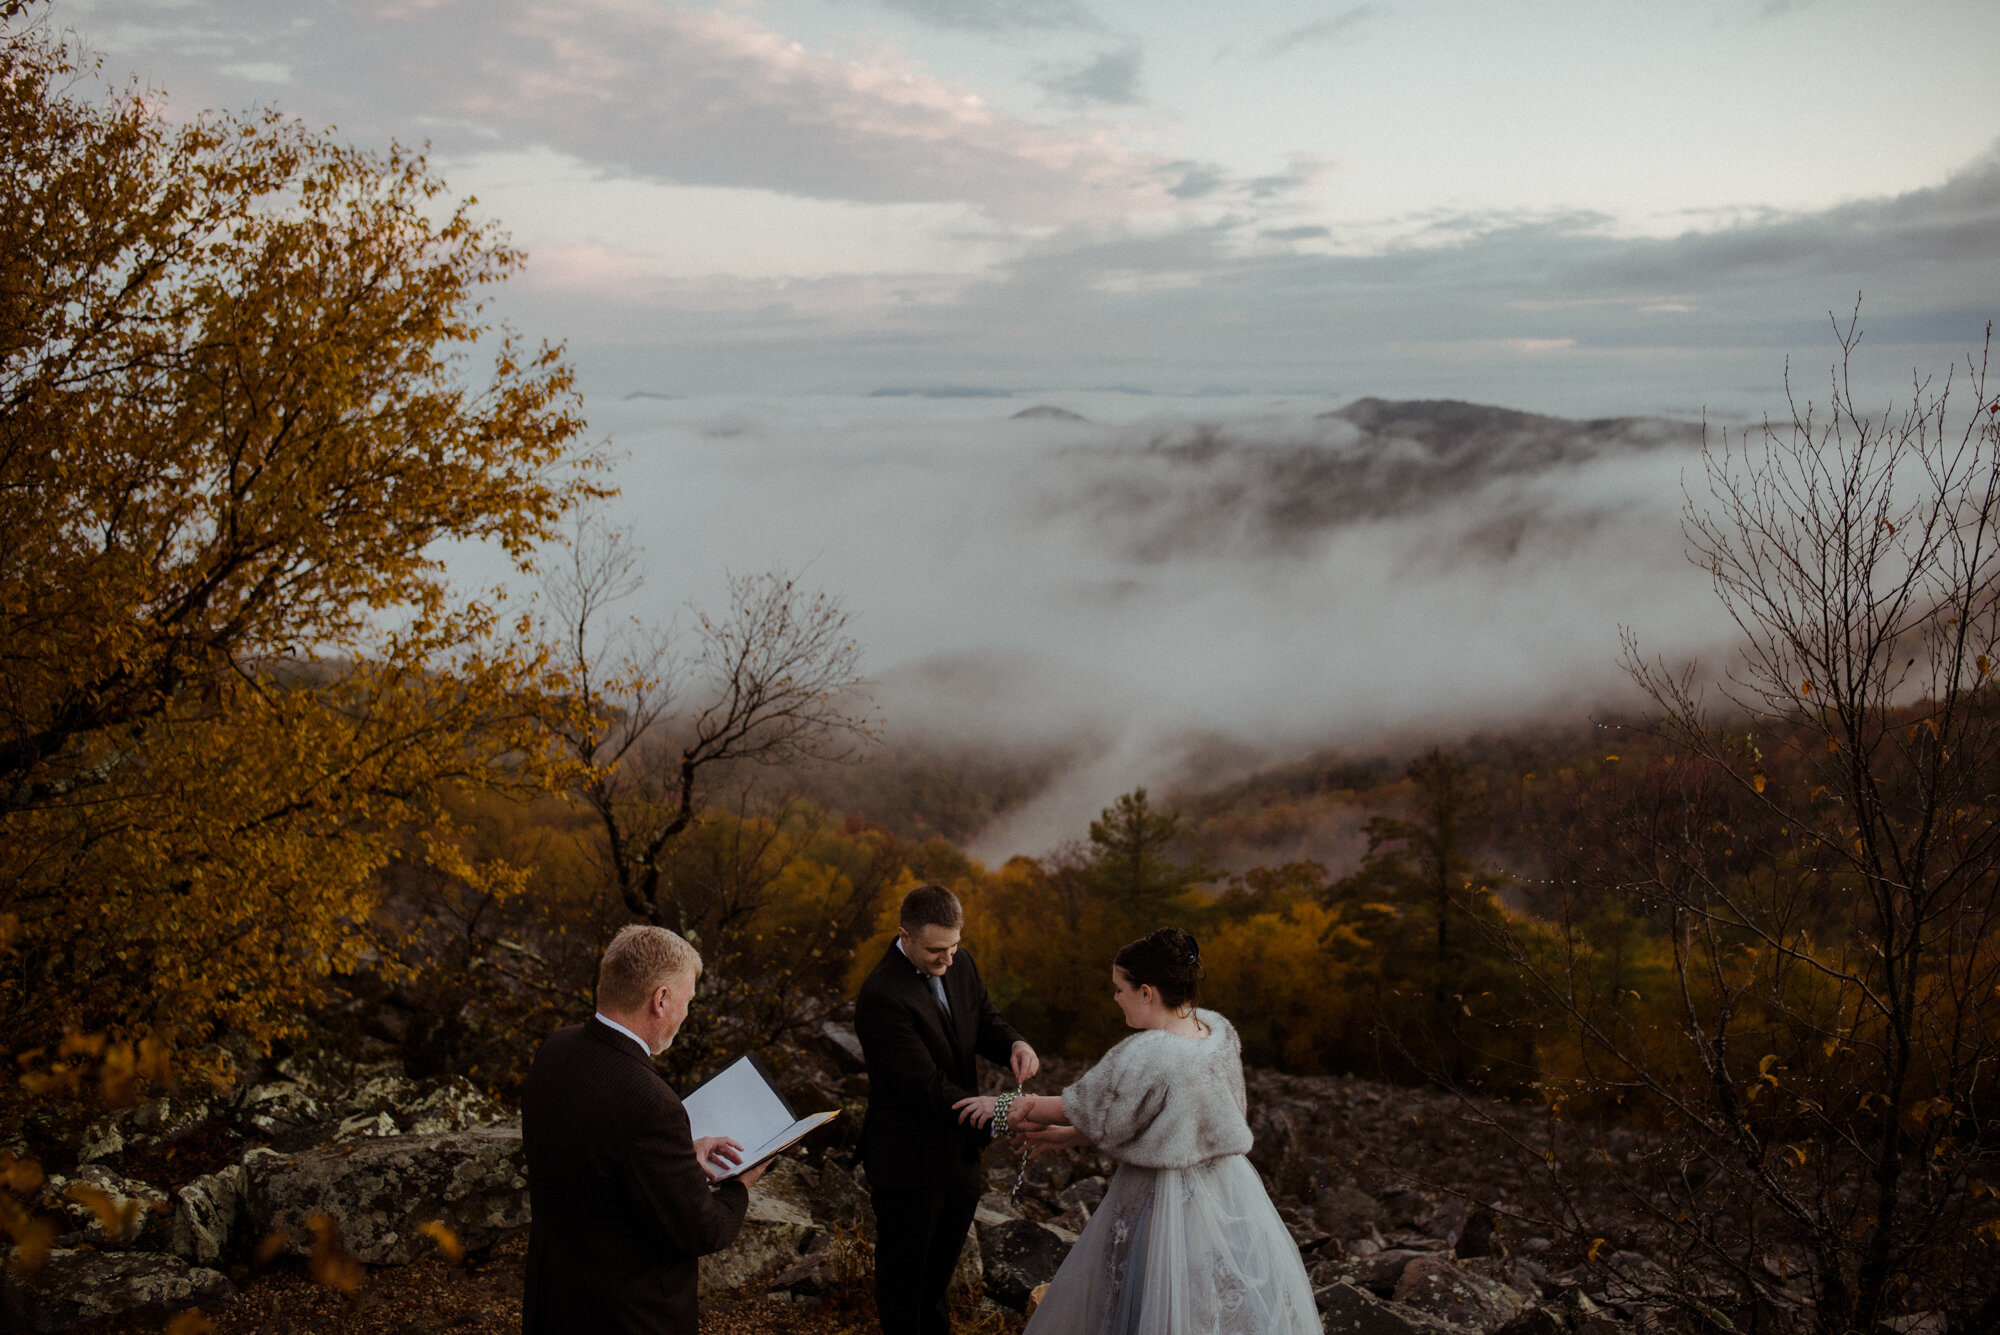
[[1024, 1154, 1319, 1335]]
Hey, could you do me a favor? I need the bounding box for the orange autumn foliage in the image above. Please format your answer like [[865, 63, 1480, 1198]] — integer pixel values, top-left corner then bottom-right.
[[0, 10, 602, 1074]]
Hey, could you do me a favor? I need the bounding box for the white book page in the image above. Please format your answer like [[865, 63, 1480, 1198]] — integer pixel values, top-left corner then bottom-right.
[[684, 1056, 794, 1149], [684, 1057, 840, 1180]]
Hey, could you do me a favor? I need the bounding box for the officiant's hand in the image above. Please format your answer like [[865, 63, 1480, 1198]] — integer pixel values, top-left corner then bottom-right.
[[1010, 1041, 1040, 1084], [1020, 1124, 1085, 1158], [693, 1136, 745, 1180]]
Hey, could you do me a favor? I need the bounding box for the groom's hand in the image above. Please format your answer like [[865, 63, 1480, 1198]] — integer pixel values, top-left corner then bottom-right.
[[693, 1136, 744, 1180], [1010, 1041, 1040, 1084]]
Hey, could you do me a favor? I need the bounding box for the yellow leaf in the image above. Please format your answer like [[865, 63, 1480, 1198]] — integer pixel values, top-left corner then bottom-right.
[[0, 1153, 43, 1196], [1753, 773, 1767, 794], [165, 1312, 217, 1335], [307, 1214, 366, 1294], [1800, 681, 1812, 696], [64, 1182, 140, 1243], [1587, 1237, 1606, 1264], [418, 1219, 463, 1264], [1979, 654, 1992, 677]]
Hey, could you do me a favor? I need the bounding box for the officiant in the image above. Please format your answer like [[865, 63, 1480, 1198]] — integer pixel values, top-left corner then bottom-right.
[[521, 924, 768, 1335], [855, 884, 1040, 1335]]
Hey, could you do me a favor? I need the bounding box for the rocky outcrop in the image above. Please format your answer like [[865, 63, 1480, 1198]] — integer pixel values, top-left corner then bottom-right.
[[246, 1125, 529, 1265], [9, 1034, 1708, 1332], [170, 1164, 248, 1266], [1318, 1279, 1472, 1335], [699, 1158, 820, 1293], [1395, 1254, 1527, 1330], [976, 1217, 1074, 1309], [39, 1164, 171, 1250], [0, 1250, 234, 1333]]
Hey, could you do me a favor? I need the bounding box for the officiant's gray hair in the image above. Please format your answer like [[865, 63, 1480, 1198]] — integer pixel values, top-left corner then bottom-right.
[[899, 883, 963, 931], [597, 924, 703, 1012]]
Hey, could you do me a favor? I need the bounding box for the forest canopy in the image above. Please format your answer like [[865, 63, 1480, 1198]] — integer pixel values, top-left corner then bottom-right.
[[0, 8, 601, 1066]]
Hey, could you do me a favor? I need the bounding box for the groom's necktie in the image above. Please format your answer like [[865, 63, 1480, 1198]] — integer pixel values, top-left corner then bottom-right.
[[926, 972, 952, 1020]]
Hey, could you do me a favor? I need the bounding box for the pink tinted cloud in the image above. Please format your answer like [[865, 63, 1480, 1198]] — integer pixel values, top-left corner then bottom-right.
[[368, 0, 1172, 223]]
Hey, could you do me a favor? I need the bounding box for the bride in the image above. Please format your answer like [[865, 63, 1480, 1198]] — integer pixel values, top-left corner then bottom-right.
[[953, 928, 1319, 1334]]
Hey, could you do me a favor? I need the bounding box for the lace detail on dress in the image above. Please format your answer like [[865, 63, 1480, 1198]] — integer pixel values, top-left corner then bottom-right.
[[1100, 1177, 1156, 1335], [1211, 1251, 1253, 1334]]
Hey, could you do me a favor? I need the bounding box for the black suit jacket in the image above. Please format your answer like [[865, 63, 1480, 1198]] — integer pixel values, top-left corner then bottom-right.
[[854, 941, 1025, 1191], [520, 1019, 750, 1335]]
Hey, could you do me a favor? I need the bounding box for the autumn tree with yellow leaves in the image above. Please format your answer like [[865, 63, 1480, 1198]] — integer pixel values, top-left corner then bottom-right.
[[0, 5, 601, 1076]]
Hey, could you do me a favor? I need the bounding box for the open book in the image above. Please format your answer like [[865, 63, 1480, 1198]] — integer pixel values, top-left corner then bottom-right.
[[683, 1053, 840, 1181]]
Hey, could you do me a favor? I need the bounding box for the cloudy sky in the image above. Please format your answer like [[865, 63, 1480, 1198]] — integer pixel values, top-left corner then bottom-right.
[[56, 0, 2000, 414], [49, 0, 2000, 849]]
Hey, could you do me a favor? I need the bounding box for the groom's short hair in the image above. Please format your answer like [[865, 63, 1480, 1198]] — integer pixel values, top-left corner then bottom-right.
[[597, 924, 702, 1012], [899, 884, 963, 932]]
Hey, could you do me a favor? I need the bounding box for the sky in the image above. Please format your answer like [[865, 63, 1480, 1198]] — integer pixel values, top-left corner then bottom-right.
[[54, 0, 2000, 413], [47, 0, 2000, 851]]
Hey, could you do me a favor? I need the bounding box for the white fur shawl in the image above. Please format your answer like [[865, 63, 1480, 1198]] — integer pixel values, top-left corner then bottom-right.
[[1062, 1009, 1253, 1169]]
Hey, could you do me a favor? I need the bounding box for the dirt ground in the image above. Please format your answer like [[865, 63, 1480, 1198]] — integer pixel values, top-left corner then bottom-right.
[[185, 1236, 1022, 1335]]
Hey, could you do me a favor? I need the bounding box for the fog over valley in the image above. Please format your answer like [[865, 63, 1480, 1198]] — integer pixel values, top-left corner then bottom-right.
[[501, 391, 1741, 857]]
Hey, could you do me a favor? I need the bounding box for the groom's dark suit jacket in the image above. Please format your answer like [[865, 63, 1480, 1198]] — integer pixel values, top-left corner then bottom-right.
[[854, 940, 1025, 1190], [520, 1018, 749, 1335]]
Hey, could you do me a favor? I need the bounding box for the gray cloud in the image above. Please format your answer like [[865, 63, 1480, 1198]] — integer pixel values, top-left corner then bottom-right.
[[68, 0, 1169, 223], [1034, 45, 1143, 106], [551, 144, 1997, 417], [1261, 5, 1382, 58], [1164, 161, 1228, 199], [865, 0, 1101, 31]]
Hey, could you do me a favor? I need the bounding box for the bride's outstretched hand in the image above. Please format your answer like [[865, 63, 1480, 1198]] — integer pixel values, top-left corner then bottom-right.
[[1010, 1093, 1058, 1129], [1020, 1124, 1086, 1158], [952, 1094, 998, 1128]]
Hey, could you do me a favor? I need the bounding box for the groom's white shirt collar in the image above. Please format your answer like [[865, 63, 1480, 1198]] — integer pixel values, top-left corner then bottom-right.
[[593, 1012, 651, 1058], [896, 938, 928, 976]]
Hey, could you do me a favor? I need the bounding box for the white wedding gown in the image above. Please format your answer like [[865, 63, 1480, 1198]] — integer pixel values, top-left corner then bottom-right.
[[1024, 1011, 1319, 1335]]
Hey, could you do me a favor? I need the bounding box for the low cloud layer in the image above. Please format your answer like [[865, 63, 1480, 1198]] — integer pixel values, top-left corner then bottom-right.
[[517, 392, 1740, 856]]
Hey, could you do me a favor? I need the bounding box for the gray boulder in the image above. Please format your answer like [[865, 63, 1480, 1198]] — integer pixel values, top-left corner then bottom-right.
[[810, 1159, 872, 1240], [238, 1078, 327, 1136], [1600, 1250, 1672, 1305], [1491, 1308, 1567, 1335], [246, 1125, 528, 1265], [171, 1164, 248, 1266], [699, 1157, 819, 1293], [0, 1250, 234, 1333], [976, 1217, 1073, 1309], [1317, 1181, 1387, 1229], [1394, 1254, 1527, 1332], [1057, 1175, 1107, 1231], [1329, 1247, 1431, 1295], [1317, 1280, 1472, 1335], [77, 1094, 218, 1164], [40, 1165, 170, 1249]]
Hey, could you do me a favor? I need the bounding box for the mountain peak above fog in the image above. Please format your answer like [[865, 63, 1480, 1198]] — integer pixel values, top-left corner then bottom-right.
[[1325, 397, 1665, 452]]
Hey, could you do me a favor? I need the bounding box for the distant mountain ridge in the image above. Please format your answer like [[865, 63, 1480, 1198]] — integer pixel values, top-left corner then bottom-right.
[[1059, 395, 1702, 561]]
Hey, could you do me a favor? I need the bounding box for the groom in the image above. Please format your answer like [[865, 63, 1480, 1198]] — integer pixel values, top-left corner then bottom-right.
[[855, 884, 1039, 1335]]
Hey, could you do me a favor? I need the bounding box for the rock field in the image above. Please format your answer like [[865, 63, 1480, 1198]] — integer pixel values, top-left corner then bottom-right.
[[0, 1023, 1678, 1333]]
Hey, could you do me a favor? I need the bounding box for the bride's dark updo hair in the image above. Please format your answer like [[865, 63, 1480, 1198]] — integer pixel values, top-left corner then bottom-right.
[[1113, 928, 1203, 1010]]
